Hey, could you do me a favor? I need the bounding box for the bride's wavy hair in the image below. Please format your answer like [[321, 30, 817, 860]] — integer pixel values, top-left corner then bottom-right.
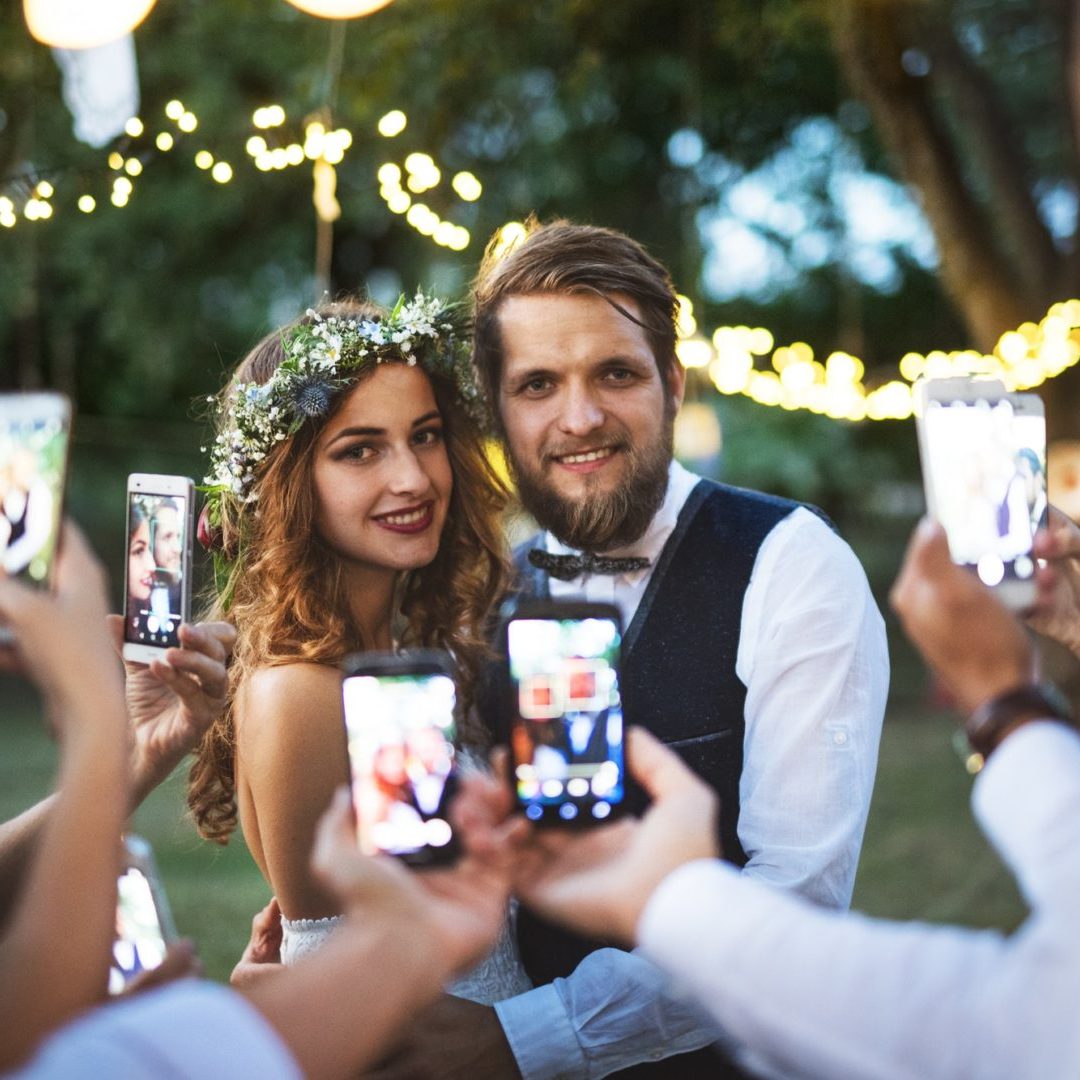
[[188, 298, 509, 843]]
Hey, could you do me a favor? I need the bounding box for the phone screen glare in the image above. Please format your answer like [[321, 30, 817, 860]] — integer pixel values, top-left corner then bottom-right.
[[923, 398, 1045, 586], [342, 673, 456, 856], [508, 618, 624, 822]]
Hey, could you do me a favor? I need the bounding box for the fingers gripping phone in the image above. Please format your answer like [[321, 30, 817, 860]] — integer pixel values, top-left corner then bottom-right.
[[341, 650, 460, 866], [109, 835, 176, 995], [504, 600, 626, 826], [915, 378, 1045, 610], [122, 474, 195, 663], [0, 393, 71, 643]]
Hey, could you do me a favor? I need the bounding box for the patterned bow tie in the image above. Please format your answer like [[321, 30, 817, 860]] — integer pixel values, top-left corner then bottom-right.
[[528, 548, 651, 582]]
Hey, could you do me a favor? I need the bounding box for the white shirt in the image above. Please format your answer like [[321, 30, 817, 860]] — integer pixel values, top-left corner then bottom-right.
[[637, 721, 1080, 1080], [10, 981, 300, 1079], [496, 462, 889, 1077]]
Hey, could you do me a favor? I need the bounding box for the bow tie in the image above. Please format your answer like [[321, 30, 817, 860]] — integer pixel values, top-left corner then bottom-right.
[[528, 548, 651, 582]]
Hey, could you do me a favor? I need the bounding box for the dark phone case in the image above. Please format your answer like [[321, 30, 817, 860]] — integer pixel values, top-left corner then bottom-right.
[[340, 649, 461, 866], [501, 599, 627, 827]]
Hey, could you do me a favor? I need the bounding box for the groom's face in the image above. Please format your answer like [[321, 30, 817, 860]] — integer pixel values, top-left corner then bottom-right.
[[495, 291, 684, 551]]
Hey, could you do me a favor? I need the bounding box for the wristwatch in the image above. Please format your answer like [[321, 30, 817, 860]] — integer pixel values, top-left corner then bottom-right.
[[965, 682, 1073, 761]]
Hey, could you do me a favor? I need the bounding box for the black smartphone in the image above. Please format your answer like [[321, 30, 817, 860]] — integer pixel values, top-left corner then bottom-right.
[[503, 600, 626, 826], [108, 835, 176, 995], [340, 650, 460, 866], [122, 473, 195, 662]]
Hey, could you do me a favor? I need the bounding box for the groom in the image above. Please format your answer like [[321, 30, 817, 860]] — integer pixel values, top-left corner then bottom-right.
[[376, 220, 889, 1079]]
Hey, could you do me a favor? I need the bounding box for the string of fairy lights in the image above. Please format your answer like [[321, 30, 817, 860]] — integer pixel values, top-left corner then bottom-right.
[[0, 99, 482, 252], [6, 117, 1080, 424]]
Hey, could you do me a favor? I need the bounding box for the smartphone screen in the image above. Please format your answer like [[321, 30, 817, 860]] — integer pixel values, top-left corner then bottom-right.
[[0, 393, 70, 588], [506, 611, 625, 825], [124, 484, 192, 651], [921, 394, 1041, 590], [109, 850, 171, 995], [342, 659, 459, 864]]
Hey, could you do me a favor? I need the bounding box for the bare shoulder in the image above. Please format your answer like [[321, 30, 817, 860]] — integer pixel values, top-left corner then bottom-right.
[[236, 662, 345, 753]]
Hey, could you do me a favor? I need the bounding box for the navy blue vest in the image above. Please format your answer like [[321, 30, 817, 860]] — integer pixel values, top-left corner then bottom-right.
[[478, 479, 806, 1080]]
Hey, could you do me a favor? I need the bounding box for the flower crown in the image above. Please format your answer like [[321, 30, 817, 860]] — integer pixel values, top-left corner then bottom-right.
[[199, 292, 479, 574]]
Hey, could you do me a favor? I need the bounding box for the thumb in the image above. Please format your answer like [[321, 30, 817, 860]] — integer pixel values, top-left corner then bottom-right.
[[891, 518, 949, 614], [625, 727, 703, 803]]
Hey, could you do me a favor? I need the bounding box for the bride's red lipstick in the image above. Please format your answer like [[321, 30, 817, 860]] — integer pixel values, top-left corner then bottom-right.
[[371, 501, 435, 535]]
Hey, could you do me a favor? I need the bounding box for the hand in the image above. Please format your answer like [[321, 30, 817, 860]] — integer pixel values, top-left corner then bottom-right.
[[1030, 505, 1080, 658], [0, 522, 122, 718], [230, 897, 284, 987], [105, 615, 236, 804], [114, 940, 202, 998], [311, 788, 508, 979], [366, 994, 521, 1080], [890, 519, 1033, 714], [455, 731, 719, 945]]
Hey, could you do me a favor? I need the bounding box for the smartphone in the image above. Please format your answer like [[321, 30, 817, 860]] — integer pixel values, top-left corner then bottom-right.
[[915, 377, 1040, 609], [0, 393, 71, 642], [122, 474, 195, 663], [1011, 393, 1048, 542], [108, 835, 176, 995], [503, 600, 625, 826], [341, 650, 460, 866]]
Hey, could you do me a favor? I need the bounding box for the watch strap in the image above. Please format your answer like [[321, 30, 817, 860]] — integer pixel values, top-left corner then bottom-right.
[[965, 683, 1072, 761]]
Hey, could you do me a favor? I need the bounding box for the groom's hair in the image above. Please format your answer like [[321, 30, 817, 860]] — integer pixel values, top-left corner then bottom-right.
[[470, 217, 680, 431]]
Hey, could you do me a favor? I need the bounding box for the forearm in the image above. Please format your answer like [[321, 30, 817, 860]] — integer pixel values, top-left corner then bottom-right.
[[0, 794, 56, 931], [243, 919, 449, 1079], [0, 698, 130, 1069], [638, 860, 1079, 1080]]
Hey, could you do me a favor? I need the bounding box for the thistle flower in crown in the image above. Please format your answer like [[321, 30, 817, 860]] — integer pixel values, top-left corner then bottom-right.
[[201, 292, 479, 526]]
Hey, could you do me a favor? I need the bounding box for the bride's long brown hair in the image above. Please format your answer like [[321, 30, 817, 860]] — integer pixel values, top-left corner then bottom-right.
[[188, 299, 509, 843]]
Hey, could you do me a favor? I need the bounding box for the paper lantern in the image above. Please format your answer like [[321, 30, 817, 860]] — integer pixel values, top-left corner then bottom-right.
[[23, 0, 157, 49], [283, 0, 395, 17]]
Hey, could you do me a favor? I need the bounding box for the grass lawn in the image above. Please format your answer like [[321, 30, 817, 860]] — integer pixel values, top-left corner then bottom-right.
[[1, 660, 1026, 985]]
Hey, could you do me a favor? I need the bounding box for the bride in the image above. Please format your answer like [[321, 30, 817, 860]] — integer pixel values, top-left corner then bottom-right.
[[187, 293, 530, 1003]]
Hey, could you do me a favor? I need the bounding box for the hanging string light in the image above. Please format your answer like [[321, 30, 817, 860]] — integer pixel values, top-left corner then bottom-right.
[[283, 0, 395, 17], [23, 0, 157, 50]]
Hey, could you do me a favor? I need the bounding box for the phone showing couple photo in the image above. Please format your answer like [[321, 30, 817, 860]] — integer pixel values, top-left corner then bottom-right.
[[0, 392, 72, 644], [341, 650, 461, 867], [503, 600, 627, 826], [916, 377, 1047, 610], [122, 473, 195, 664]]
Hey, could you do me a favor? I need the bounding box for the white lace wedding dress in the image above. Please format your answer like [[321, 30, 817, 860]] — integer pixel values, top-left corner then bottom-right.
[[281, 904, 532, 1005]]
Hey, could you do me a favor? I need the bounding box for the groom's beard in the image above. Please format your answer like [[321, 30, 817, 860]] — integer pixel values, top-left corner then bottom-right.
[[506, 408, 674, 553]]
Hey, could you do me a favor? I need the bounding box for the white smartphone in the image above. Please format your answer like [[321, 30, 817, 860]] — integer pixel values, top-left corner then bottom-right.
[[122, 473, 195, 664], [0, 392, 72, 644], [915, 377, 1040, 610], [109, 835, 176, 995]]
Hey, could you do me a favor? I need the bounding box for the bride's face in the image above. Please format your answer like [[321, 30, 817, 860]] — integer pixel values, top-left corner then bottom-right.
[[312, 364, 453, 578]]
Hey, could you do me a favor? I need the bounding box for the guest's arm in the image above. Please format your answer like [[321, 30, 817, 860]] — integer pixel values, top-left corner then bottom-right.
[[0, 525, 131, 1070]]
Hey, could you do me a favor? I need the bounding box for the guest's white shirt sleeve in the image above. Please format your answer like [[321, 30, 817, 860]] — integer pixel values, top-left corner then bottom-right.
[[10, 980, 302, 1080], [636, 722, 1080, 1080], [495, 501, 889, 1078]]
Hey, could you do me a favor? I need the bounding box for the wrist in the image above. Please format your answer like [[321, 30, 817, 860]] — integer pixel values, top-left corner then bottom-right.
[[965, 682, 1073, 762]]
